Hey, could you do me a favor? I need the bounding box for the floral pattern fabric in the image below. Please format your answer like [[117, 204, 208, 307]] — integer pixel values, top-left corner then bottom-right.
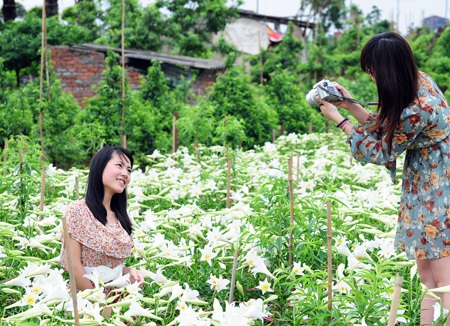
[[60, 199, 134, 269], [347, 72, 450, 260]]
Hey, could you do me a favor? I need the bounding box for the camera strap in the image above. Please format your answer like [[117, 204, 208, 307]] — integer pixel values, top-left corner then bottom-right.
[[317, 84, 378, 107]]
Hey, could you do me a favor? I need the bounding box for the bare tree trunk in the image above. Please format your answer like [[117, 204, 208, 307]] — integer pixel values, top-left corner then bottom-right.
[[45, 0, 58, 17], [2, 0, 16, 22]]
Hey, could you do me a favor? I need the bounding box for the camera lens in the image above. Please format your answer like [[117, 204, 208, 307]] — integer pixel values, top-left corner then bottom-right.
[[306, 88, 320, 107]]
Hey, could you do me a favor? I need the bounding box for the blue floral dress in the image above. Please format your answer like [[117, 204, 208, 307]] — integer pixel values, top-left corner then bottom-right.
[[348, 72, 450, 260]]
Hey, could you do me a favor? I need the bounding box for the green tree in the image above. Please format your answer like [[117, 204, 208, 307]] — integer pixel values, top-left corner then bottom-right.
[[97, 0, 142, 48], [154, 0, 242, 57], [128, 4, 164, 51], [0, 15, 41, 86], [78, 50, 156, 160], [61, 0, 103, 43], [249, 22, 304, 84], [207, 67, 278, 148], [264, 67, 325, 134], [78, 50, 131, 150], [214, 115, 246, 149], [139, 61, 180, 151], [177, 102, 216, 149]]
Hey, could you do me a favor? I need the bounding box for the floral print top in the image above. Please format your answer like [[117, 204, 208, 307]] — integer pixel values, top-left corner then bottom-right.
[[60, 199, 134, 269], [348, 72, 450, 260]]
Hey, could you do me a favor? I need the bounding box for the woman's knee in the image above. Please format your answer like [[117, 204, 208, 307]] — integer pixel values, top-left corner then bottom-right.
[[417, 259, 437, 288]]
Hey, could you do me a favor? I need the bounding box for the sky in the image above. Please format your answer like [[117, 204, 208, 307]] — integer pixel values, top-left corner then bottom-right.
[[17, 0, 448, 35], [239, 0, 448, 34]]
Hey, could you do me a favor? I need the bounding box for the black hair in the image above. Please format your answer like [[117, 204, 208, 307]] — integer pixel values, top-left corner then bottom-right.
[[360, 32, 419, 153], [85, 146, 134, 235]]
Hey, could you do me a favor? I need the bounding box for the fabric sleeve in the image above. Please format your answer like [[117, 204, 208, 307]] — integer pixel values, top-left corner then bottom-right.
[[64, 201, 132, 259], [347, 105, 430, 183]]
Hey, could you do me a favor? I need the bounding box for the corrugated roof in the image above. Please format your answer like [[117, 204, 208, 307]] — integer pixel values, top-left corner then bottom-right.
[[73, 44, 225, 70]]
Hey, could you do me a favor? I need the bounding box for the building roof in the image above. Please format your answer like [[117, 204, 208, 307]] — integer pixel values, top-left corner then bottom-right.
[[237, 9, 315, 30], [72, 44, 225, 70]]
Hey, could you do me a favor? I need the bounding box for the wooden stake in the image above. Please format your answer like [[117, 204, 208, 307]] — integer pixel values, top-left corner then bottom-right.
[[227, 144, 238, 304], [226, 144, 231, 209], [39, 166, 46, 221], [120, 0, 127, 150], [62, 217, 81, 325], [3, 138, 7, 163], [309, 122, 313, 134], [288, 157, 295, 269], [172, 112, 179, 153], [327, 201, 333, 312], [38, 0, 47, 163], [258, 33, 263, 85], [228, 246, 239, 304], [280, 124, 285, 136], [75, 176, 80, 200], [387, 275, 404, 326]]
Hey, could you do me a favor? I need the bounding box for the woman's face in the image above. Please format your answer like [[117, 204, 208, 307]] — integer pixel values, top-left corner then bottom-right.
[[102, 151, 132, 197], [367, 68, 376, 83]]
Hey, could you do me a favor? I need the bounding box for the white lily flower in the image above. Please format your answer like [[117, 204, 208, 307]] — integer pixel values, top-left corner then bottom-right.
[[256, 278, 273, 294], [124, 300, 162, 320], [4, 302, 52, 321]]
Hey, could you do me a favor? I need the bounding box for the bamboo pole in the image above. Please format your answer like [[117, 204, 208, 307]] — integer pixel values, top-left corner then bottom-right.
[[327, 200, 333, 312], [228, 246, 239, 304], [172, 112, 178, 153], [39, 166, 46, 220], [387, 275, 404, 326], [227, 144, 239, 304], [62, 217, 81, 326], [226, 144, 231, 209], [120, 0, 126, 149], [75, 176, 79, 200], [288, 157, 295, 269], [19, 144, 23, 210], [38, 0, 47, 163], [258, 33, 263, 85], [3, 138, 7, 163]]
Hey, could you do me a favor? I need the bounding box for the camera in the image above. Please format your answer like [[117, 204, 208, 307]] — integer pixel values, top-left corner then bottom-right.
[[306, 79, 344, 107]]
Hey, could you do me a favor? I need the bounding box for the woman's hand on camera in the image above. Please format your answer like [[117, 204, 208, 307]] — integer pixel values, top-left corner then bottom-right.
[[317, 97, 343, 124], [332, 82, 353, 110]]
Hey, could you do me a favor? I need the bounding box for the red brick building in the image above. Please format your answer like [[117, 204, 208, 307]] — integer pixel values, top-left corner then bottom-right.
[[50, 44, 225, 106]]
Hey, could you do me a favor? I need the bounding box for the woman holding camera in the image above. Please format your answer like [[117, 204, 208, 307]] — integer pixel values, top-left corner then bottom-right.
[[318, 32, 450, 325]]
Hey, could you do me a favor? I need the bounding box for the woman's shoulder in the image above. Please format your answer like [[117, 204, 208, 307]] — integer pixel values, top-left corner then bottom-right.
[[65, 199, 93, 223]]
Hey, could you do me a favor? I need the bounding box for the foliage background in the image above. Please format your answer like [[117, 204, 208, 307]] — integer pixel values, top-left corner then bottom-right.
[[2, 0, 445, 168]]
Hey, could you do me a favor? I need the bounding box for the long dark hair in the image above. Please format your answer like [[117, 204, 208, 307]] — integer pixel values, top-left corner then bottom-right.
[[360, 32, 419, 153], [85, 146, 134, 235]]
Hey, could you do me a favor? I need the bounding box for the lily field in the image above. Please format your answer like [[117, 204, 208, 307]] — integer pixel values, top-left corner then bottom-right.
[[0, 132, 438, 325]]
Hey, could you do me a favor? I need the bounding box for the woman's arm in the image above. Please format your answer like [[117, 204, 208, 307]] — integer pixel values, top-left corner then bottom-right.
[[123, 266, 145, 286], [65, 237, 95, 291], [333, 83, 371, 125]]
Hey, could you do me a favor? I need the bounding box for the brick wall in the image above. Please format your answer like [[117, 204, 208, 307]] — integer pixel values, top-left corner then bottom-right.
[[51, 46, 145, 106], [50, 45, 223, 106]]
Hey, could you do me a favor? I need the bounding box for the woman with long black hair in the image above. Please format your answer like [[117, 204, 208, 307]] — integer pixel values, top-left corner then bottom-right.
[[60, 146, 144, 291], [319, 32, 450, 324]]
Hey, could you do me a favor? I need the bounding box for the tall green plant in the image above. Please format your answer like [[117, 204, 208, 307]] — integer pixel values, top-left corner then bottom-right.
[[140, 61, 180, 152], [177, 102, 216, 149], [154, 0, 242, 58], [78, 50, 156, 160], [78, 50, 127, 148], [207, 67, 278, 148], [249, 22, 304, 84], [264, 67, 326, 134]]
